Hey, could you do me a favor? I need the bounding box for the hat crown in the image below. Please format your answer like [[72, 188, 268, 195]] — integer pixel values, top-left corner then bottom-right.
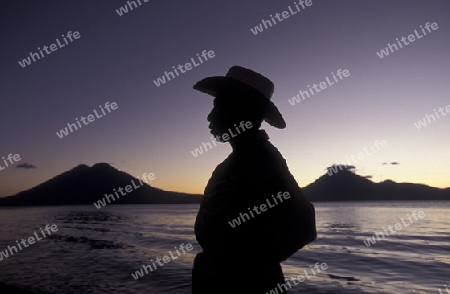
[[226, 66, 274, 100], [193, 65, 286, 129]]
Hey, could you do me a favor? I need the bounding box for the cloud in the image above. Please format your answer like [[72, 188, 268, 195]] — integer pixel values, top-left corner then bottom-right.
[[326, 164, 356, 172], [382, 162, 400, 165], [16, 163, 37, 169]]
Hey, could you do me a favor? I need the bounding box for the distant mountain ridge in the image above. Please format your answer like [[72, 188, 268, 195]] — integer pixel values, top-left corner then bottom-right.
[[0, 163, 202, 206], [303, 166, 450, 201], [0, 163, 448, 206]]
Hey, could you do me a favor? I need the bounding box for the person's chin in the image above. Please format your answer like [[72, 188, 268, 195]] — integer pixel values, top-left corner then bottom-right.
[[210, 129, 225, 141], [209, 129, 220, 136]]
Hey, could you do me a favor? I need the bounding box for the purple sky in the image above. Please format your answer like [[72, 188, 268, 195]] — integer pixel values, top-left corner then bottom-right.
[[1, 0, 449, 197]]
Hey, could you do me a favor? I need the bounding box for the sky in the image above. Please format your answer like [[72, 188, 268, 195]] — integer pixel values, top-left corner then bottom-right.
[[1, 0, 449, 197]]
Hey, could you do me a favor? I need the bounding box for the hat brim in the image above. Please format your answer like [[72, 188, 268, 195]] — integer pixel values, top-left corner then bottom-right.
[[193, 77, 286, 129]]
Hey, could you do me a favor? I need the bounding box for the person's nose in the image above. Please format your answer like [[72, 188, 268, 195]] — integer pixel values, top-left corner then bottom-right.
[[207, 108, 216, 122], [207, 111, 212, 122]]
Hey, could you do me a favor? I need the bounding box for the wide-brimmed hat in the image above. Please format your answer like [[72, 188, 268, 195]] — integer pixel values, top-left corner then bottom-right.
[[193, 66, 286, 129]]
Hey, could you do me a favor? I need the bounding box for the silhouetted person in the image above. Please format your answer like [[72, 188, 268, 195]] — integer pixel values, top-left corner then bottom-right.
[[192, 66, 316, 294]]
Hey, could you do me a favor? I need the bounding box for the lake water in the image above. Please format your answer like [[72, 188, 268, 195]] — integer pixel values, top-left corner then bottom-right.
[[0, 202, 449, 294]]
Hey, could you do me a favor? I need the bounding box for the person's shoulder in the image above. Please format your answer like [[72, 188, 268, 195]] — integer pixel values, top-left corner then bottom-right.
[[260, 141, 289, 167], [232, 143, 289, 181]]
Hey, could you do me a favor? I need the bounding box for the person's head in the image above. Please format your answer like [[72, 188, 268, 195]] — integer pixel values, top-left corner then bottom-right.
[[194, 66, 286, 141], [207, 84, 269, 138]]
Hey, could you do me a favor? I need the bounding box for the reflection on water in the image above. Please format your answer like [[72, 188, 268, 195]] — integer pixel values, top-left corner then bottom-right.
[[0, 202, 449, 294]]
